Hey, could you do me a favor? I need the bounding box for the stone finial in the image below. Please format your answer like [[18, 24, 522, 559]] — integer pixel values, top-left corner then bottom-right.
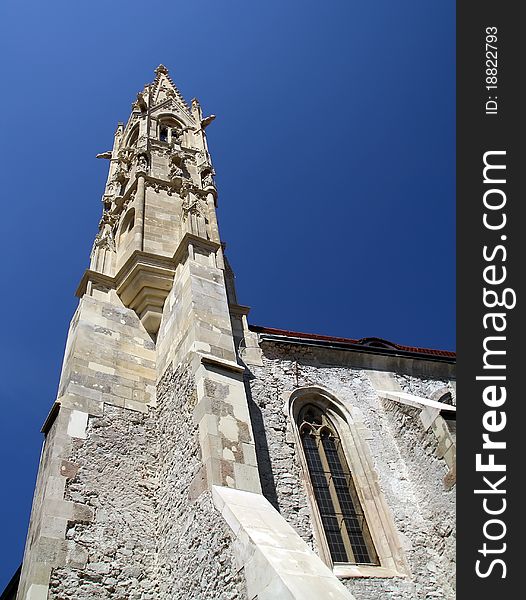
[[155, 64, 169, 76]]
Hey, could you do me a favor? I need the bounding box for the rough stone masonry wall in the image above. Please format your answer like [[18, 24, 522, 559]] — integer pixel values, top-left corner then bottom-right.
[[395, 373, 456, 406], [155, 363, 246, 600], [381, 399, 455, 598], [46, 363, 246, 600], [48, 404, 158, 600], [247, 342, 455, 600]]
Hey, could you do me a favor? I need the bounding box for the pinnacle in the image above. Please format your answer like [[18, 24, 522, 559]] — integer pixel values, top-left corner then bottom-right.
[[150, 64, 191, 113]]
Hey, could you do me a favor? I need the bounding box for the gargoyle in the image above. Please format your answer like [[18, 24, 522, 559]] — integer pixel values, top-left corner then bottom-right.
[[201, 115, 216, 129], [136, 92, 148, 111]]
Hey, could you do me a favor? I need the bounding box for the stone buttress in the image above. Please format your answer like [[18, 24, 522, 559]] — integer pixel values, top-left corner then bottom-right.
[[16, 66, 351, 600]]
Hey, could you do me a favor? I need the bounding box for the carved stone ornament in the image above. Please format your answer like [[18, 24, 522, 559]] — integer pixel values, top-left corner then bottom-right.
[[118, 147, 135, 169], [136, 153, 149, 173], [149, 140, 170, 157], [171, 126, 183, 143], [197, 151, 214, 174], [145, 179, 175, 196], [171, 148, 193, 165], [184, 151, 195, 165], [169, 163, 184, 180], [102, 195, 113, 211], [113, 147, 135, 185], [93, 230, 115, 252], [159, 84, 175, 99], [201, 170, 216, 188], [98, 210, 118, 230], [135, 92, 148, 112], [137, 134, 148, 149], [182, 193, 205, 217], [117, 189, 134, 214], [200, 114, 216, 130], [114, 168, 128, 186], [168, 148, 193, 181], [93, 211, 118, 251], [105, 180, 117, 195]]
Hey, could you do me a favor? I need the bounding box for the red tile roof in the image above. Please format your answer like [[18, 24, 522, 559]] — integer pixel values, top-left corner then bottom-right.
[[249, 325, 456, 360]]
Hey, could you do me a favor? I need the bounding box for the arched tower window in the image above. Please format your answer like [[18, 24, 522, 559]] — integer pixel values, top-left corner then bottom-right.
[[159, 125, 169, 142], [118, 208, 135, 246], [126, 125, 139, 148], [158, 117, 183, 144], [299, 404, 379, 565]]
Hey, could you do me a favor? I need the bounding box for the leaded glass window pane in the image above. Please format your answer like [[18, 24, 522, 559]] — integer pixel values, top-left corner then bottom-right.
[[299, 405, 379, 565]]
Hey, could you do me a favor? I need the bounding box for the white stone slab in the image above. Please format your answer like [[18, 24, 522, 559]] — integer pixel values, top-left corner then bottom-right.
[[26, 584, 49, 600], [67, 410, 89, 439], [212, 485, 356, 600]]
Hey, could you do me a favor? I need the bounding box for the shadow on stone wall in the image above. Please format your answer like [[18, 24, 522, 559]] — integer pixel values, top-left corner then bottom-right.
[[243, 373, 279, 510]]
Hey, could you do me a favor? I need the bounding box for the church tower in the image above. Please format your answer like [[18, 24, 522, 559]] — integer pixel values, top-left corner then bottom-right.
[[17, 66, 358, 600], [15, 64, 456, 600]]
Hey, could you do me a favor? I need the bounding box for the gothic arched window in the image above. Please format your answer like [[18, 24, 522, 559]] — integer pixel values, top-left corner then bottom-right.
[[158, 117, 183, 144], [126, 125, 139, 148], [299, 404, 379, 565], [118, 208, 135, 246]]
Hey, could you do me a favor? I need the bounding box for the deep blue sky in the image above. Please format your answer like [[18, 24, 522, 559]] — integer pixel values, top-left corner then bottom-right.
[[0, 0, 455, 587]]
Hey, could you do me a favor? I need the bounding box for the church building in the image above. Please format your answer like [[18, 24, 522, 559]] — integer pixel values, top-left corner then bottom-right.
[[12, 66, 456, 600]]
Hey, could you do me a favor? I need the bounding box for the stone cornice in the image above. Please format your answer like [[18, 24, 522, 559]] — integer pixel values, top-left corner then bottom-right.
[[143, 173, 216, 201], [41, 402, 60, 434], [228, 303, 251, 317], [76, 270, 116, 297], [76, 233, 223, 334], [116, 250, 176, 285], [76, 251, 175, 298], [173, 232, 221, 267], [77, 233, 222, 297]]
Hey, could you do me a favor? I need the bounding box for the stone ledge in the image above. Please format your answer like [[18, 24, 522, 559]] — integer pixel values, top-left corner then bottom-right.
[[377, 390, 456, 414], [200, 353, 245, 374], [41, 403, 60, 434], [333, 564, 406, 579], [229, 303, 251, 317]]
